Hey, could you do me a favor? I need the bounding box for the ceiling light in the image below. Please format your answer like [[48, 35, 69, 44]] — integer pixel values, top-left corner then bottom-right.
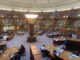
[[25, 14, 38, 19]]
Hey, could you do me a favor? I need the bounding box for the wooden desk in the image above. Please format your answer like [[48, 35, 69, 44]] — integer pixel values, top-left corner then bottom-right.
[[53, 38, 80, 51], [7, 35, 14, 41], [67, 38, 80, 41], [36, 31, 44, 35], [17, 31, 24, 35], [46, 45, 80, 60], [53, 38, 80, 42], [30, 45, 42, 60], [60, 51, 80, 60], [0, 47, 18, 60]]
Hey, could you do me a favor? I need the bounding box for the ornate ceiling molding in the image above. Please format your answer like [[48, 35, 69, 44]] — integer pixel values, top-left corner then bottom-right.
[[0, 0, 79, 12]]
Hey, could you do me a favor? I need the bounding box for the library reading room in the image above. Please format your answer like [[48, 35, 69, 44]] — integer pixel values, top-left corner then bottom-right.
[[0, 0, 80, 60]]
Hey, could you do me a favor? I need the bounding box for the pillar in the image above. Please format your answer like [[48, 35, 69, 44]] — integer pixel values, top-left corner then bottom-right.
[[52, 18, 57, 31], [63, 17, 68, 32], [27, 23, 36, 42]]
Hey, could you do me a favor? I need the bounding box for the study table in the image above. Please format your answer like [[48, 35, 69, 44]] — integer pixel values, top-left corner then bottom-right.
[[36, 30, 45, 35], [30, 45, 42, 60], [46, 44, 80, 60], [59, 38, 80, 41], [53, 38, 80, 51], [0, 47, 18, 60]]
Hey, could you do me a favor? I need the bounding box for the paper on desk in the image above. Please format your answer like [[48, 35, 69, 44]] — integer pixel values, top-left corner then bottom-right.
[[68, 53, 79, 59]]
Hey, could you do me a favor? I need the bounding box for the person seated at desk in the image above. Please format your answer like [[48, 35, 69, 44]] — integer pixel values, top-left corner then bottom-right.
[[52, 54, 63, 60], [51, 45, 64, 60], [18, 45, 26, 56], [40, 44, 50, 57], [0, 46, 4, 50], [72, 33, 77, 39], [0, 40, 6, 51], [53, 36, 60, 45], [53, 46, 64, 56], [62, 37, 67, 46], [3, 35, 8, 41], [72, 51, 80, 56], [52, 50, 63, 60], [0, 47, 4, 54], [0, 35, 3, 40], [10, 53, 21, 60]]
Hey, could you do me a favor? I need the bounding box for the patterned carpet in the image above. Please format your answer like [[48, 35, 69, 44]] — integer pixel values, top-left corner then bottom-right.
[[6, 32, 53, 60]]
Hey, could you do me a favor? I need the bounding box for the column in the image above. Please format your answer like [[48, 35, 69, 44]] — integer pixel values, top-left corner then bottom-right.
[[63, 16, 68, 32], [27, 21, 36, 42], [52, 18, 57, 31]]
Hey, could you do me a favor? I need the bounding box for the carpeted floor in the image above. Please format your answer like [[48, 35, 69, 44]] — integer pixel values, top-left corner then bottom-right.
[[6, 32, 53, 60]]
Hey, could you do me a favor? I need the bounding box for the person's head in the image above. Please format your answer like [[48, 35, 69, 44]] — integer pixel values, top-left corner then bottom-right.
[[75, 50, 78, 53], [43, 44, 45, 47], [21, 45, 24, 47]]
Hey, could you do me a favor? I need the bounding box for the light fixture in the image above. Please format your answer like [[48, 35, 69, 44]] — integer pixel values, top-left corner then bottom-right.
[[25, 14, 38, 19], [78, 14, 80, 17], [63, 15, 68, 18], [51, 16, 55, 18], [1, 15, 4, 18]]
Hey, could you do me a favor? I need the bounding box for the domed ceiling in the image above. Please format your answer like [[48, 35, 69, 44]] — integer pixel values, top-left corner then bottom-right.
[[0, 0, 80, 12]]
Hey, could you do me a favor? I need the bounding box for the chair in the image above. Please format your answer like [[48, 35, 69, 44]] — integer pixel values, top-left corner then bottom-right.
[[41, 49, 50, 57], [54, 54, 63, 60]]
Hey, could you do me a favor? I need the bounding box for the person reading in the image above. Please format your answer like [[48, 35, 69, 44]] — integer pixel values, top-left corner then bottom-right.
[[18, 45, 26, 56], [40, 44, 50, 57]]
